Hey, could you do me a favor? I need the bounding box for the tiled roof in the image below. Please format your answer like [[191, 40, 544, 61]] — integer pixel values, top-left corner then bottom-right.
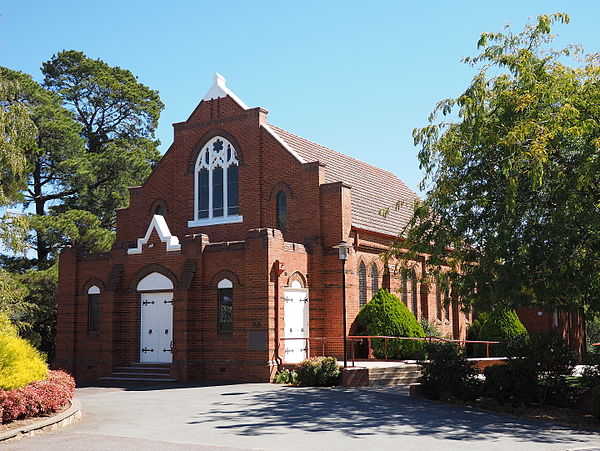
[[268, 125, 420, 237]]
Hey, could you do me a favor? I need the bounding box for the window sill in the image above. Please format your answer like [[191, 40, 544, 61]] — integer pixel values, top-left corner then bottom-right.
[[188, 215, 243, 227]]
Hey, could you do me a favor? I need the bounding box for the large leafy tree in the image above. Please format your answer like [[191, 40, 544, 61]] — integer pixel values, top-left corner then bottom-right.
[[401, 13, 600, 313], [0, 52, 164, 358]]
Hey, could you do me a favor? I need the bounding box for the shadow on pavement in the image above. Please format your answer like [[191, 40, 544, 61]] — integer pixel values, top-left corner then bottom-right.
[[187, 386, 598, 445]]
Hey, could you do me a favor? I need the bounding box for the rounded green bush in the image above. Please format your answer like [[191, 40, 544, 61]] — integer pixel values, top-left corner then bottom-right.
[[477, 306, 528, 356], [356, 289, 425, 359], [0, 315, 48, 390]]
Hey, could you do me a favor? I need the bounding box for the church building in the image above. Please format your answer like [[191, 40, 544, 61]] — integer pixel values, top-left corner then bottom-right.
[[54, 74, 568, 383]]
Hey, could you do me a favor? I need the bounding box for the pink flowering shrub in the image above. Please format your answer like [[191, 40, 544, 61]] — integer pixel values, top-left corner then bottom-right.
[[0, 370, 75, 424]]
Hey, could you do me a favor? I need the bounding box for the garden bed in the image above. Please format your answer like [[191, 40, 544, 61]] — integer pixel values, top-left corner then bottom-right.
[[0, 370, 75, 425]]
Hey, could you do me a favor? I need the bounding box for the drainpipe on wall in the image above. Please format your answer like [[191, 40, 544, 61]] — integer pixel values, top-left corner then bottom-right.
[[273, 260, 285, 371]]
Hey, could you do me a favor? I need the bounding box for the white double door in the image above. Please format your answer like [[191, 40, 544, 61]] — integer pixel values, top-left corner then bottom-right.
[[284, 288, 309, 363], [140, 292, 173, 363]]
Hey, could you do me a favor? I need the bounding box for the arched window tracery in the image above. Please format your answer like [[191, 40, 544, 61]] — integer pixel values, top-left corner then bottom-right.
[[190, 136, 242, 226]]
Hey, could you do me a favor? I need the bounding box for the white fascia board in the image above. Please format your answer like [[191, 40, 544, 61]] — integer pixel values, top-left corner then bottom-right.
[[261, 123, 306, 164], [127, 215, 181, 255], [202, 73, 249, 110]]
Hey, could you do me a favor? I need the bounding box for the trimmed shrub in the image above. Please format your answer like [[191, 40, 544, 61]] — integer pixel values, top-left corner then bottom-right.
[[477, 306, 528, 356], [0, 333, 48, 390], [274, 368, 297, 384], [295, 357, 341, 386], [356, 289, 425, 359], [0, 370, 75, 424], [418, 341, 481, 402]]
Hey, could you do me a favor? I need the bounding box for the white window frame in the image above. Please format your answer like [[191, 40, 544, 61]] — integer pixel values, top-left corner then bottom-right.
[[188, 136, 243, 227]]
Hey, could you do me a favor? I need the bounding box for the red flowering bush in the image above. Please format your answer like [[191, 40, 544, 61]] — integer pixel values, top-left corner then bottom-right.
[[0, 370, 75, 424]]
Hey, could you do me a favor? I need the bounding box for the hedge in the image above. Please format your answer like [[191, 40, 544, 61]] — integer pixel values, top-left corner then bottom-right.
[[0, 332, 48, 390], [0, 370, 75, 424]]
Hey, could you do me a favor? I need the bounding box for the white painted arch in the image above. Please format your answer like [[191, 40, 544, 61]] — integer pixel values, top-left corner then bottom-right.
[[137, 272, 174, 291], [87, 285, 100, 295]]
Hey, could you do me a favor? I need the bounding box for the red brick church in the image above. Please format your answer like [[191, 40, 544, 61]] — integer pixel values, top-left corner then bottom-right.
[[54, 74, 575, 383]]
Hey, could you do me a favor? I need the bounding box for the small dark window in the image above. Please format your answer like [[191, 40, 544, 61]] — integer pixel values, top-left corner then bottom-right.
[[382, 268, 391, 290], [436, 277, 443, 321], [218, 287, 233, 333], [358, 262, 367, 307], [371, 265, 379, 297], [88, 290, 100, 333], [401, 274, 408, 305], [276, 191, 287, 231], [410, 273, 418, 316], [154, 205, 164, 216]]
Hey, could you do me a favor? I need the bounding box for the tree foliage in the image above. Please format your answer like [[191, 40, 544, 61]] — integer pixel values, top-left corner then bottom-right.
[[0, 51, 164, 359], [401, 13, 600, 312], [0, 75, 36, 206], [41, 50, 163, 227]]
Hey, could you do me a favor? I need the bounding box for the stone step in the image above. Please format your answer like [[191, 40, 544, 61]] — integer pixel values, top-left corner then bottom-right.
[[366, 365, 422, 387], [98, 376, 178, 382]]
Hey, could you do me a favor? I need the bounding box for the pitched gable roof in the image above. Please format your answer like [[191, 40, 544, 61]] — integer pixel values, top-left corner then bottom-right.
[[268, 125, 420, 237]]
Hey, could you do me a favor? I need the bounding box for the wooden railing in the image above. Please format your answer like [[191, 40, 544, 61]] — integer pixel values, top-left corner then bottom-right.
[[279, 335, 500, 365]]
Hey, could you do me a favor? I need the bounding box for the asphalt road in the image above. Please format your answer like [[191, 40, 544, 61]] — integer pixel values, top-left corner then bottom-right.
[[5, 383, 600, 450]]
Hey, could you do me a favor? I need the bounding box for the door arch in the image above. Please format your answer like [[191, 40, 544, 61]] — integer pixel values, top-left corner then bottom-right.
[[137, 272, 174, 363]]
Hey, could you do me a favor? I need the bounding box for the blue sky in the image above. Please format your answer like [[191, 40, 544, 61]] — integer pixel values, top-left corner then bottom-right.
[[1, 1, 598, 194]]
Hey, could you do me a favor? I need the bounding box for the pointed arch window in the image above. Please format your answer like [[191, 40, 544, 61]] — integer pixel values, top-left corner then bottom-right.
[[218, 278, 234, 333], [276, 191, 287, 232], [410, 271, 418, 316], [358, 262, 367, 307], [189, 136, 243, 227], [371, 264, 379, 297], [401, 273, 408, 305], [87, 285, 100, 333]]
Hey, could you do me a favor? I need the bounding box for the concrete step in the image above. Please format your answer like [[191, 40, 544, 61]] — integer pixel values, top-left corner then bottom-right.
[[114, 366, 171, 373], [111, 372, 172, 378], [100, 363, 177, 384]]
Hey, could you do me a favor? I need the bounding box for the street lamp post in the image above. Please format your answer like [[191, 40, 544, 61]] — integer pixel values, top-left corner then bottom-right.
[[333, 240, 353, 368]]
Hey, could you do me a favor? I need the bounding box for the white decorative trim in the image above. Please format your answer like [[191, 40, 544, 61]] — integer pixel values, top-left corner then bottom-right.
[[217, 279, 233, 289], [137, 272, 174, 291], [188, 215, 243, 227], [261, 124, 306, 164], [202, 73, 249, 110], [87, 285, 100, 295], [127, 215, 181, 255]]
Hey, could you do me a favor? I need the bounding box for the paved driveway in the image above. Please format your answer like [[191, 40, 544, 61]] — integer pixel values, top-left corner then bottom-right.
[[5, 383, 600, 450]]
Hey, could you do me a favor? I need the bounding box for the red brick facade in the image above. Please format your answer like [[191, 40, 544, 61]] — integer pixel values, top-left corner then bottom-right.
[[54, 78, 573, 383]]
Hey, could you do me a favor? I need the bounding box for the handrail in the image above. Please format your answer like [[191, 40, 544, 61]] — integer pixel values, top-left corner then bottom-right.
[[279, 335, 500, 364]]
